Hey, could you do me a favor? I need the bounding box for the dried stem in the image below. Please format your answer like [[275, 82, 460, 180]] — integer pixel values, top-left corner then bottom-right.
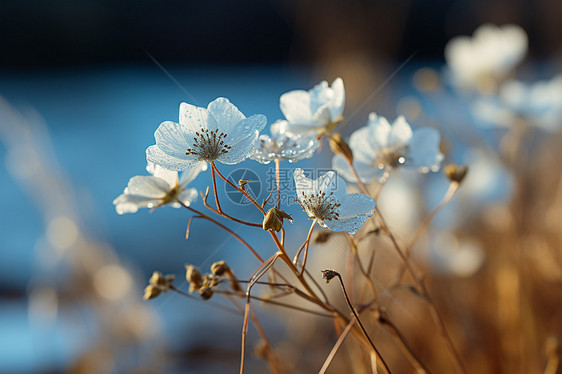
[[318, 317, 357, 374], [324, 270, 391, 373]]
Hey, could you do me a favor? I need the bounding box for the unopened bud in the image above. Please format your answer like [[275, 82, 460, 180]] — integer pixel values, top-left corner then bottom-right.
[[185, 265, 203, 293], [239, 179, 251, 188], [263, 207, 293, 232], [143, 285, 161, 300], [329, 133, 353, 163], [444, 164, 468, 184], [149, 271, 174, 291], [211, 261, 229, 276], [313, 231, 331, 244]]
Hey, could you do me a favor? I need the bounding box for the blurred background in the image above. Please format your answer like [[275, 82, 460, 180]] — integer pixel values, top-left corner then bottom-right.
[[2, 1, 562, 373]]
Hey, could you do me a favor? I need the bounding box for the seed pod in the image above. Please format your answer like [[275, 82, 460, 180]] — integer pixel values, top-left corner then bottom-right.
[[185, 265, 203, 292], [444, 164, 468, 184], [211, 261, 229, 276]]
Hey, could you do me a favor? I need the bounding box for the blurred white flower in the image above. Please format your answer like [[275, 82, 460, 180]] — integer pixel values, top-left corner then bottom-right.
[[423, 232, 485, 278], [146, 98, 267, 171], [333, 113, 443, 183], [472, 76, 562, 132], [113, 162, 206, 214], [250, 120, 319, 164], [445, 24, 527, 91], [293, 168, 375, 234], [280, 78, 345, 135]]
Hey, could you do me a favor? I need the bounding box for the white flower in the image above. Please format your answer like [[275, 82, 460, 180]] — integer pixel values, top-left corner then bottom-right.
[[146, 98, 267, 171], [293, 168, 375, 234], [250, 120, 319, 164], [113, 162, 206, 214], [280, 78, 345, 135], [332, 113, 443, 183], [445, 24, 527, 90], [472, 76, 562, 132]]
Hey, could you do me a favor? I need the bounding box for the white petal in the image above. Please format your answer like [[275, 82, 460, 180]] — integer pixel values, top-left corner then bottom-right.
[[127, 176, 169, 198], [146, 145, 200, 171], [389, 116, 413, 147], [280, 90, 312, 124], [293, 168, 314, 199], [218, 114, 266, 164], [316, 170, 348, 199], [332, 154, 385, 184], [113, 194, 160, 215], [407, 128, 443, 172], [179, 161, 207, 187], [154, 121, 194, 158], [151, 164, 179, 187], [312, 104, 332, 127], [179, 102, 210, 133], [207, 97, 246, 133], [329, 77, 345, 119], [338, 193, 376, 218], [178, 187, 198, 206], [367, 113, 392, 148], [349, 125, 376, 163]]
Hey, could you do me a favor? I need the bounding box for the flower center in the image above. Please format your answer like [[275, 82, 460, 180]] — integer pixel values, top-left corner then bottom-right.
[[299, 191, 341, 221], [186, 128, 232, 161], [374, 146, 408, 169]]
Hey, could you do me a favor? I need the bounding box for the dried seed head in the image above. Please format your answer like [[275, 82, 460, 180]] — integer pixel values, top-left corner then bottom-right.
[[444, 164, 468, 184], [143, 285, 161, 300], [329, 133, 353, 163], [199, 287, 214, 300], [313, 231, 332, 244], [321, 269, 339, 283], [185, 265, 203, 292], [202, 273, 220, 288], [148, 271, 174, 292], [211, 261, 229, 276]]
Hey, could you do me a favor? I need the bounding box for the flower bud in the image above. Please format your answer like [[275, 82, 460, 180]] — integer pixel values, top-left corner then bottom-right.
[[185, 265, 203, 293], [211, 261, 229, 276], [329, 133, 353, 163], [444, 164, 468, 184], [263, 207, 293, 232], [313, 231, 331, 244], [143, 285, 161, 300]]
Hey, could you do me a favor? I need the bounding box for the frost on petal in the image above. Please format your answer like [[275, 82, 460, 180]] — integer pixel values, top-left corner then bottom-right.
[[179, 102, 209, 133], [207, 97, 246, 133], [408, 128, 444, 172], [218, 114, 266, 165], [179, 161, 207, 188], [154, 121, 196, 159], [127, 176, 170, 198], [146, 145, 200, 171], [113, 194, 161, 215], [293, 168, 314, 198], [323, 193, 374, 234], [178, 187, 198, 206], [316, 170, 348, 199], [280, 90, 313, 125], [388, 116, 413, 147]]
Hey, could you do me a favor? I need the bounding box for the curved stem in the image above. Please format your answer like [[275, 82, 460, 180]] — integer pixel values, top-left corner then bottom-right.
[[275, 158, 281, 209], [329, 271, 391, 373], [213, 163, 266, 215]]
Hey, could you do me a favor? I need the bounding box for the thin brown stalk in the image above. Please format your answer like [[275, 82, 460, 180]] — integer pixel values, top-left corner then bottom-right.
[[213, 163, 266, 215], [324, 270, 391, 374], [318, 317, 357, 374], [240, 252, 281, 374]]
